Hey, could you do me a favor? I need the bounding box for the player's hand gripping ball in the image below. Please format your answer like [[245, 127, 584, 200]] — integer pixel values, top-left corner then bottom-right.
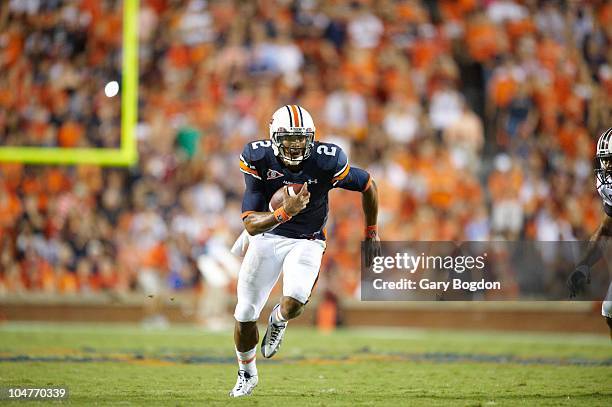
[[269, 183, 310, 216]]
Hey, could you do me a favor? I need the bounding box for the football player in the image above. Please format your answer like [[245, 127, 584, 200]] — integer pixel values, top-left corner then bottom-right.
[[229, 105, 381, 397], [568, 127, 612, 339]]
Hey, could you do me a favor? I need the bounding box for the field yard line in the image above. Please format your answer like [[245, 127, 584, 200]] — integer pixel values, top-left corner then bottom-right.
[[342, 326, 611, 345], [0, 322, 609, 346]]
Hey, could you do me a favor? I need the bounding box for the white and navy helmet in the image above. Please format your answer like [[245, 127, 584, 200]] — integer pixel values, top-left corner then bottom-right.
[[269, 105, 315, 166], [595, 127, 612, 205]]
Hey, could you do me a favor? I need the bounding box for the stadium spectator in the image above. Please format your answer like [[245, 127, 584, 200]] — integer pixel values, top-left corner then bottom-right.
[[443, 98, 484, 173], [0, 0, 610, 304]]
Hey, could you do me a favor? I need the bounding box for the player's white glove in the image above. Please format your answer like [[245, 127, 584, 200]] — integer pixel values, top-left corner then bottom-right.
[[230, 230, 250, 257], [567, 264, 591, 298]]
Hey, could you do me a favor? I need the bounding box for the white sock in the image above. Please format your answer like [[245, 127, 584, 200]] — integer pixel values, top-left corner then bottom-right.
[[236, 346, 257, 376], [271, 304, 287, 324]]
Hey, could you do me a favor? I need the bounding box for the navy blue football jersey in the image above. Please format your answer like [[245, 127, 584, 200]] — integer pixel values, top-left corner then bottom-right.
[[240, 140, 371, 240]]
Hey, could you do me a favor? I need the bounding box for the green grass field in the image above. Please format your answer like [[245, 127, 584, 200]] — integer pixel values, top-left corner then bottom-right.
[[0, 323, 610, 406]]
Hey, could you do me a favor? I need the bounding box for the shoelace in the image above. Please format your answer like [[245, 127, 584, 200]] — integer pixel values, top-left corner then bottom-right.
[[269, 323, 286, 343], [236, 370, 250, 391]]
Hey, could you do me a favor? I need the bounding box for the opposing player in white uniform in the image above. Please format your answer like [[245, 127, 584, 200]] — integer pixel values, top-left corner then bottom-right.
[[229, 105, 381, 397], [568, 127, 612, 339]]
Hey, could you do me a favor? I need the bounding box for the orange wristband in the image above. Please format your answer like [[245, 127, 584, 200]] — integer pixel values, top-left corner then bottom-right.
[[273, 207, 292, 223], [365, 225, 377, 238]]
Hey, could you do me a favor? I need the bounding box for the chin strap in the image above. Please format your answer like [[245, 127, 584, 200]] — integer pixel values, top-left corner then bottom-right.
[[282, 157, 304, 166]]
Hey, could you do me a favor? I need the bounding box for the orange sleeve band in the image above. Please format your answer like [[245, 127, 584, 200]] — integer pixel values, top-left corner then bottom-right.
[[239, 160, 260, 176], [273, 207, 292, 223], [332, 164, 351, 182]]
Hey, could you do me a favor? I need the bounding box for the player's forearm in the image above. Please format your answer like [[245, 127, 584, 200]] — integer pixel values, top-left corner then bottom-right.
[[362, 179, 378, 228], [579, 216, 612, 267], [243, 212, 283, 235]]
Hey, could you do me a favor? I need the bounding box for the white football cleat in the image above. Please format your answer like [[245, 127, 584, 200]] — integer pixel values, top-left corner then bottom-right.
[[261, 304, 288, 358], [228, 370, 258, 397]]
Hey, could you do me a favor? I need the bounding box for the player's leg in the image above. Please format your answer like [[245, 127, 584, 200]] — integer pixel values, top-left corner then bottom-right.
[[281, 238, 325, 316], [230, 235, 283, 397], [603, 282, 612, 340], [235, 321, 259, 351], [280, 295, 306, 319], [261, 238, 325, 358]]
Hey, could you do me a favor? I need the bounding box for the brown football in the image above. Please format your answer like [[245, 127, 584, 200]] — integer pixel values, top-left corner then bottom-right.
[[268, 184, 304, 211]]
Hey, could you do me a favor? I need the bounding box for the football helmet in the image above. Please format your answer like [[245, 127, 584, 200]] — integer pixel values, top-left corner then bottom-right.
[[269, 105, 315, 166], [595, 127, 612, 205]]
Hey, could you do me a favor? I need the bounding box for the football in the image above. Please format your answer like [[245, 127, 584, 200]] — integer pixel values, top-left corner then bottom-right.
[[268, 184, 304, 211]]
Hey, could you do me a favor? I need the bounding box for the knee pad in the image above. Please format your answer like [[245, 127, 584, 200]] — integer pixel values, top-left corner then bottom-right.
[[234, 302, 260, 322]]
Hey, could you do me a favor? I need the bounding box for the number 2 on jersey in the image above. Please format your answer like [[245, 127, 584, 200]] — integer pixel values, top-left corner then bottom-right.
[[251, 140, 272, 149], [317, 145, 337, 156]]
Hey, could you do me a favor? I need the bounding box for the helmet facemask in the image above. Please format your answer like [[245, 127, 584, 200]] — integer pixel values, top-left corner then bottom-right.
[[596, 155, 612, 187], [272, 130, 314, 166]]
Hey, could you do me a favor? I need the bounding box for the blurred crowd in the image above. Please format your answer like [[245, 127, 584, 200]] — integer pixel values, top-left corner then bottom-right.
[[0, 0, 611, 303]]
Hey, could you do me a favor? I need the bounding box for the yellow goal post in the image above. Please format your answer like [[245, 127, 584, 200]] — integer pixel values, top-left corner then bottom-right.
[[0, 0, 139, 166]]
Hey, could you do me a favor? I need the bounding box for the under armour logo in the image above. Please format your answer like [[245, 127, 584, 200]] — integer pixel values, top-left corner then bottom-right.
[[283, 179, 318, 185]]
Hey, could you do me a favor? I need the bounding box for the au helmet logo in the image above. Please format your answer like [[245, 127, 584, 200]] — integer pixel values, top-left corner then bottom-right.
[[267, 169, 284, 180]]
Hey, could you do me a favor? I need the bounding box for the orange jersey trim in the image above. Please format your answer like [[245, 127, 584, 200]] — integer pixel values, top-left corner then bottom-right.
[[239, 160, 260, 176], [362, 176, 372, 192], [241, 210, 255, 220], [332, 164, 351, 182]]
